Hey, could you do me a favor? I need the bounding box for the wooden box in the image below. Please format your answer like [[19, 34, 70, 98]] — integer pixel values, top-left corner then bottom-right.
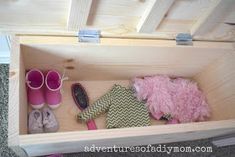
[[2, 0, 235, 156]]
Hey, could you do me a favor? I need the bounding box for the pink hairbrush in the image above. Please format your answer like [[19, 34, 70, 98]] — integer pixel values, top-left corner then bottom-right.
[[71, 83, 97, 130]]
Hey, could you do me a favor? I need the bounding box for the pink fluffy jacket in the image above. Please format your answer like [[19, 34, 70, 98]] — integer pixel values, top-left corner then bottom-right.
[[133, 75, 210, 124]]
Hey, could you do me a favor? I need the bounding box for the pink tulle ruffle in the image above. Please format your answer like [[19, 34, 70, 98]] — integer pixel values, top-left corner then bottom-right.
[[133, 75, 210, 123]]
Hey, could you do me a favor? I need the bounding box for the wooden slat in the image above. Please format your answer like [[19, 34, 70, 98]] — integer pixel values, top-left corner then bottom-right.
[[8, 37, 20, 147], [19, 120, 235, 156], [194, 52, 235, 121], [19, 35, 234, 48], [191, 0, 235, 36], [0, 0, 234, 41], [67, 0, 93, 31], [20, 36, 233, 81], [8, 36, 28, 156], [137, 0, 175, 33]]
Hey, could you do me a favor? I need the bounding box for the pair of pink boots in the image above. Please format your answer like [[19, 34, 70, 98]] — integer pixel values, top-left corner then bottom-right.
[[26, 69, 64, 109]]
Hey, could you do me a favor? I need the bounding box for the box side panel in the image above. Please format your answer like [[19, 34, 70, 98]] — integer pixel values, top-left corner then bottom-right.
[[194, 52, 235, 120], [19, 45, 27, 135], [8, 36, 28, 156], [19, 120, 235, 156], [8, 36, 20, 146], [20, 37, 232, 81]]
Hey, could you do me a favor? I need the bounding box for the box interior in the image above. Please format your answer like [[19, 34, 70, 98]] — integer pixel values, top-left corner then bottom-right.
[[18, 38, 235, 135]]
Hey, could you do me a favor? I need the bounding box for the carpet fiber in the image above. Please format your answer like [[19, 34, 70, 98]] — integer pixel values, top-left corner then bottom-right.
[[0, 64, 234, 157]]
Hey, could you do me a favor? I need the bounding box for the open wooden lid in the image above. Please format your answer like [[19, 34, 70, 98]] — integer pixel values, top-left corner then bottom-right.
[[0, 0, 234, 41]]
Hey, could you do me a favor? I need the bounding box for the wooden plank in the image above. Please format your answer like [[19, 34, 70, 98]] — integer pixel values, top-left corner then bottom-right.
[[19, 36, 235, 49], [8, 36, 20, 146], [191, 0, 235, 36], [194, 52, 235, 121], [67, 0, 93, 31], [8, 36, 28, 156], [19, 120, 235, 156], [19, 52, 28, 135], [0, 0, 68, 30], [0, 0, 234, 41], [20, 36, 233, 81], [137, 0, 175, 33]]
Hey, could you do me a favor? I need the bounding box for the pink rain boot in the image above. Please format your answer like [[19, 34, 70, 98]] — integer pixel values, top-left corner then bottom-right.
[[45, 70, 64, 109], [26, 69, 45, 109]]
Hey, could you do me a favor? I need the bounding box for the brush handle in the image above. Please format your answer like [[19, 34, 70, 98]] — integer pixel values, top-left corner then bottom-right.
[[86, 120, 97, 130]]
